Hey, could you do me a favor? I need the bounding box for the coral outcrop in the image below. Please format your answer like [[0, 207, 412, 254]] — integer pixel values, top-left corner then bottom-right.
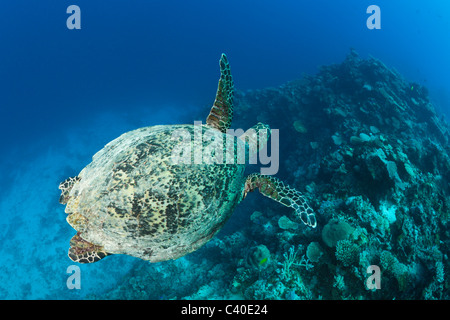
[[94, 50, 450, 300]]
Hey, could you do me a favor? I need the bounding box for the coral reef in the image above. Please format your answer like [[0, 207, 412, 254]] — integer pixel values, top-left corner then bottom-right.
[[94, 50, 450, 300], [321, 219, 354, 248]]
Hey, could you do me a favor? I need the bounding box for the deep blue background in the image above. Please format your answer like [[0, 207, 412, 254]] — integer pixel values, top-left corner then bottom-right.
[[1, 1, 449, 152]]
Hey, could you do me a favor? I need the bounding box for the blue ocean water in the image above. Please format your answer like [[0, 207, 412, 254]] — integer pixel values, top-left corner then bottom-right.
[[0, 1, 449, 300]]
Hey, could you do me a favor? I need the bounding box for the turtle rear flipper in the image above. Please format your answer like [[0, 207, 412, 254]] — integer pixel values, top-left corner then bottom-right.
[[68, 233, 111, 263], [59, 176, 81, 204], [243, 173, 317, 228], [206, 53, 234, 133]]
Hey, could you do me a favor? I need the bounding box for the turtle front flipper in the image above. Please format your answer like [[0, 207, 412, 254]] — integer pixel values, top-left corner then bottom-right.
[[68, 233, 111, 263], [59, 176, 81, 204], [206, 53, 234, 133], [243, 173, 317, 228]]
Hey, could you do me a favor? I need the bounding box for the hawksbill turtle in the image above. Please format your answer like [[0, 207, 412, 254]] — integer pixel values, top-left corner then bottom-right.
[[59, 54, 316, 263]]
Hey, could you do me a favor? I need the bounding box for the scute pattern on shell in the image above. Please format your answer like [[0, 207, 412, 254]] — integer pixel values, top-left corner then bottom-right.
[[65, 124, 246, 262]]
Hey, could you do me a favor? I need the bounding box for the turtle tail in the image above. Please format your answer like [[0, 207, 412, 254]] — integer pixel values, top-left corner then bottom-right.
[[59, 176, 81, 204], [243, 173, 316, 228]]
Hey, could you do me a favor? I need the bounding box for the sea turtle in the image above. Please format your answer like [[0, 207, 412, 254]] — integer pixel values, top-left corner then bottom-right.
[[59, 54, 316, 264]]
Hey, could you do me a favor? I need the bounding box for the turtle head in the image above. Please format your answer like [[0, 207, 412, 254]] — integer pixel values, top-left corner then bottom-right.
[[239, 123, 280, 175], [238, 122, 271, 157]]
